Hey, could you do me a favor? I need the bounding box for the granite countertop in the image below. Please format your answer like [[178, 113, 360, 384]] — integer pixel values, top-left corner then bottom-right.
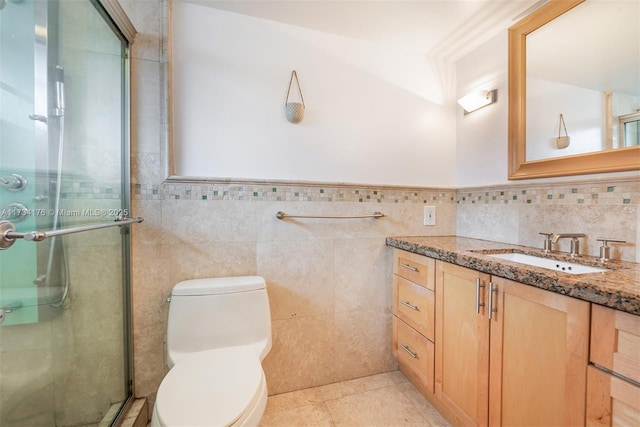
[[386, 235, 640, 316]]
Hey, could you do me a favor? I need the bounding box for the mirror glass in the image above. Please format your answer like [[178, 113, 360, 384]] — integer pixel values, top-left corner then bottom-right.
[[525, 0, 639, 161]]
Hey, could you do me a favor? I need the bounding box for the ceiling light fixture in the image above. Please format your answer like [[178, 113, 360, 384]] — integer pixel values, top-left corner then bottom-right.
[[457, 89, 497, 115]]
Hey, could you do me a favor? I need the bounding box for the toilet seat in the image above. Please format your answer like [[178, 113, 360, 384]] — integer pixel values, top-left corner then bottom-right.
[[154, 347, 265, 427]]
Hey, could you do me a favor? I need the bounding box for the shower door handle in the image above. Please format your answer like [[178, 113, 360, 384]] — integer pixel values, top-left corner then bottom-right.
[[0, 216, 144, 249]]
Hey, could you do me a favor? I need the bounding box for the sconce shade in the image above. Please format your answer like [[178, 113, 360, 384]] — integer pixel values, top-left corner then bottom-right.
[[457, 89, 497, 114]]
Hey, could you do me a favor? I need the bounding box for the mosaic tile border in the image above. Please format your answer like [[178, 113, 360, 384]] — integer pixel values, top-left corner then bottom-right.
[[60, 182, 122, 200], [131, 177, 639, 206], [133, 182, 457, 204], [456, 181, 639, 206]]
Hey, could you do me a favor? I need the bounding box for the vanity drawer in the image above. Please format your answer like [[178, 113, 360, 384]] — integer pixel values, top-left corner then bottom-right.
[[393, 249, 435, 291], [393, 276, 435, 341], [591, 304, 640, 384], [393, 316, 435, 393]]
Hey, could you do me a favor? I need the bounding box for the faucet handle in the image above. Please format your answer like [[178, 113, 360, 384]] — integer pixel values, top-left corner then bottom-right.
[[596, 238, 626, 261], [539, 232, 553, 253]]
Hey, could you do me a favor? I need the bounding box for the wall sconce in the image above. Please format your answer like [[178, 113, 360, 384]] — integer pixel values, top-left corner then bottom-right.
[[457, 89, 497, 114]]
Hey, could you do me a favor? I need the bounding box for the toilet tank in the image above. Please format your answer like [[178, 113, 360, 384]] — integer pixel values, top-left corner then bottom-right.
[[166, 276, 272, 367]]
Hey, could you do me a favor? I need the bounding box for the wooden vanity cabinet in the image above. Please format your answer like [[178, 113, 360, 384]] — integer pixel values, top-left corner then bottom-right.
[[392, 250, 436, 394], [586, 305, 640, 426], [435, 261, 590, 427], [435, 260, 490, 426], [488, 275, 590, 426]]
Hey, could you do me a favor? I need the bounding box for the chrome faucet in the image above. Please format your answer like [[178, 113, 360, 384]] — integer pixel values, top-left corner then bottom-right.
[[551, 233, 586, 257], [539, 232, 554, 253]]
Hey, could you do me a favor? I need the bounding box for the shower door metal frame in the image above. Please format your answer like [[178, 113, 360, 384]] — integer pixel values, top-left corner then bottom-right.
[[91, 0, 138, 424]]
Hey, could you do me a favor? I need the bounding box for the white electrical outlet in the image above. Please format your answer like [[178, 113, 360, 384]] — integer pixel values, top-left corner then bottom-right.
[[424, 206, 436, 226]]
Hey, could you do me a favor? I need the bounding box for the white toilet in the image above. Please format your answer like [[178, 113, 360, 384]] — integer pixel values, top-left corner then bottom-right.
[[151, 276, 272, 427]]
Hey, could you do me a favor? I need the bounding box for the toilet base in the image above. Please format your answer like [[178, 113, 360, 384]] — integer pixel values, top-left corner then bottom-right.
[[151, 372, 268, 427]]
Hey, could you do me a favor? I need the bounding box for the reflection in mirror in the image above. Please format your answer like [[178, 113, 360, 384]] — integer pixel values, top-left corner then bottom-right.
[[508, 0, 640, 180], [525, 0, 639, 161]]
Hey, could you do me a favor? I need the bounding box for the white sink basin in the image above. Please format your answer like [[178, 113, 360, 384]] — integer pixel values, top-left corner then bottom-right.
[[487, 252, 608, 275]]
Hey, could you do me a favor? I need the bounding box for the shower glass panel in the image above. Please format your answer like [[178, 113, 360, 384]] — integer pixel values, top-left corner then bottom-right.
[[0, 0, 134, 426]]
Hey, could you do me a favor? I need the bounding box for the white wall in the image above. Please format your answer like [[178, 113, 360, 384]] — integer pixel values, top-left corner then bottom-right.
[[455, 32, 508, 187], [172, 2, 457, 187]]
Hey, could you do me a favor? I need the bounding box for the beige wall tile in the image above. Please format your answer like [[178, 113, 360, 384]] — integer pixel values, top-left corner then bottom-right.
[[263, 315, 336, 395], [258, 239, 335, 320], [334, 238, 392, 312], [133, 330, 166, 399], [256, 201, 346, 242], [130, 59, 162, 155], [521, 204, 637, 261], [456, 203, 520, 244], [52, 338, 125, 426], [0, 350, 55, 426], [120, 0, 162, 62], [162, 199, 257, 244], [333, 309, 397, 382]]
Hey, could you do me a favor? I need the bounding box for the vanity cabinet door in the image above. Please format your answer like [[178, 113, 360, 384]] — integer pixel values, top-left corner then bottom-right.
[[435, 261, 589, 427], [488, 276, 590, 427], [435, 261, 490, 427]]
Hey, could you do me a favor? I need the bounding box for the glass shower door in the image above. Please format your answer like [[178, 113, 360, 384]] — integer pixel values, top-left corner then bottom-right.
[[0, 0, 39, 326], [0, 1, 134, 425]]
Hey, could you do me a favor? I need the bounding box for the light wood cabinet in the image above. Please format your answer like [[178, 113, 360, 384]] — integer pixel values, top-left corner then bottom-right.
[[391, 249, 436, 394], [590, 304, 640, 384], [393, 315, 435, 392], [586, 366, 640, 426], [488, 275, 590, 426], [435, 261, 590, 427], [435, 260, 490, 426], [587, 305, 640, 426]]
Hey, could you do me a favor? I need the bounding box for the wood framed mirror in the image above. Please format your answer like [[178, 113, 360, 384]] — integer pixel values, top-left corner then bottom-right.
[[508, 0, 640, 180]]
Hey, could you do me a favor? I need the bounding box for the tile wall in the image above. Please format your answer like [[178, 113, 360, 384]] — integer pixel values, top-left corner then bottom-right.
[[456, 178, 640, 262], [131, 182, 458, 406]]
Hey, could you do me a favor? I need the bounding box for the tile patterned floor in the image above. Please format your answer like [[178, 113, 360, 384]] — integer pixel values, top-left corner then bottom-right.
[[259, 371, 451, 427]]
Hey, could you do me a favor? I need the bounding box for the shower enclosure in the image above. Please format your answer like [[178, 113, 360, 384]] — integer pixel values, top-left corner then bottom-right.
[[0, 0, 138, 425]]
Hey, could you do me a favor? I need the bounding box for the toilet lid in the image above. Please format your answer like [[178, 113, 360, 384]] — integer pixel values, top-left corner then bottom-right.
[[155, 347, 264, 427]]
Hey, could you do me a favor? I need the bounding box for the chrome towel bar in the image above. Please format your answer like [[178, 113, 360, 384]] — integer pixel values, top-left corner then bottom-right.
[[276, 211, 384, 220], [0, 216, 144, 249]]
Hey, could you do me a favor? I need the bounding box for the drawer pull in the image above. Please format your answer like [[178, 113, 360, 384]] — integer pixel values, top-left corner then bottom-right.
[[400, 300, 419, 311], [400, 344, 418, 358], [400, 263, 418, 272]]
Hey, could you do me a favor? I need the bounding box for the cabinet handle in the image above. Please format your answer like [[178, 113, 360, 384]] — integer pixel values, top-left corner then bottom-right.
[[475, 278, 486, 314], [488, 281, 498, 320], [400, 263, 418, 272], [400, 300, 419, 311], [400, 343, 418, 358]]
